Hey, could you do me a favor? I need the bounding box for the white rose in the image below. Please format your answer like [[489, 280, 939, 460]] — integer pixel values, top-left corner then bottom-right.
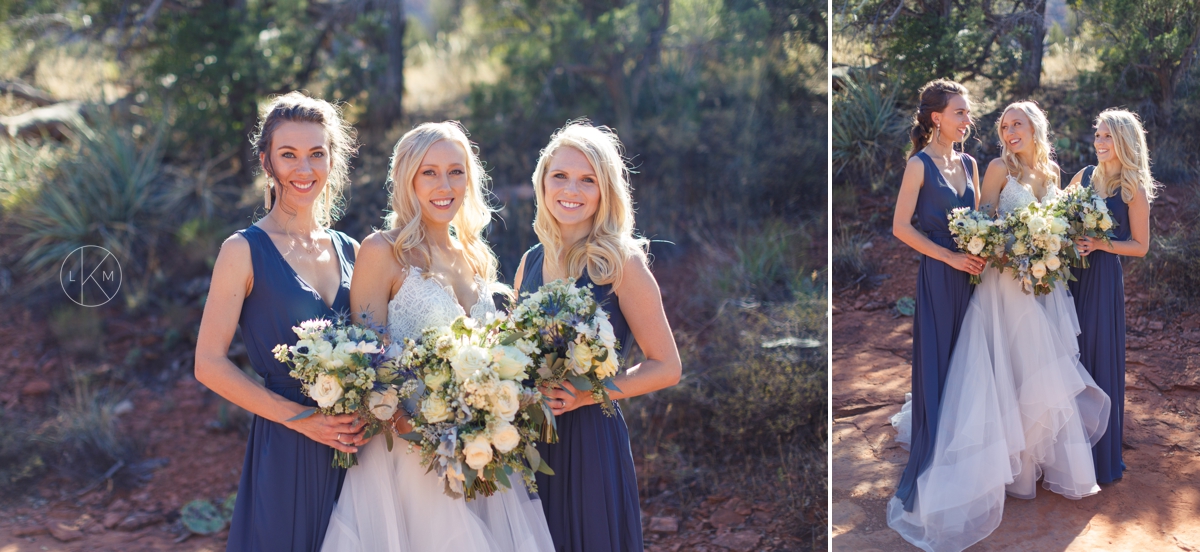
[[967, 236, 985, 255], [451, 344, 492, 382], [567, 342, 595, 375], [1012, 241, 1028, 256], [962, 218, 978, 234], [1099, 215, 1112, 231], [492, 380, 521, 421], [309, 374, 344, 408], [1045, 256, 1061, 271], [462, 434, 494, 470], [1047, 238, 1061, 254], [1031, 261, 1047, 279], [1093, 198, 1107, 212], [421, 395, 452, 423], [1027, 216, 1049, 236], [596, 349, 620, 379], [1083, 214, 1098, 230], [367, 388, 400, 420], [489, 421, 521, 453], [491, 345, 531, 380], [425, 370, 450, 391], [1050, 217, 1068, 235], [596, 317, 616, 348]]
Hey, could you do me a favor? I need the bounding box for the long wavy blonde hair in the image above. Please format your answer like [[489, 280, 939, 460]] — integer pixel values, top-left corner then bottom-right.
[[384, 121, 501, 285], [1092, 109, 1158, 203], [532, 121, 648, 291], [252, 91, 358, 228], [997, 101, 1060, 189]]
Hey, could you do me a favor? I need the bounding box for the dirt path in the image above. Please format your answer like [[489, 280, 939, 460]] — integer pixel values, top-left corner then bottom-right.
[[831, 211, 1200, 550]]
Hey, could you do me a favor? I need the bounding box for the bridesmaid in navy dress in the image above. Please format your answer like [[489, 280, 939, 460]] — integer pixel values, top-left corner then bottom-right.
[[195, 92, 365, 552], [1068, 109, 1155, 485], [890, 80, 984, 512], [514, 122, 681, 552]]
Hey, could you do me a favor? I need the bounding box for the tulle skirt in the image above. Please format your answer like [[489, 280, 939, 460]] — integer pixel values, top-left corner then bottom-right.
[[888, 266, 1111, 552], [320, 437, 555, 552]]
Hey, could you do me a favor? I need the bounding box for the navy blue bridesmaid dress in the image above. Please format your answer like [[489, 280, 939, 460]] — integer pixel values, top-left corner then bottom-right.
[[522, 244, 643, 552], [226, 225, 356, 552], [1068, 166, 1129, 484], [894, 151, 977, 512]]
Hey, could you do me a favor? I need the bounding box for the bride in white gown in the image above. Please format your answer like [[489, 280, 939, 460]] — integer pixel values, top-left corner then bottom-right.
[[887, 102, 1111, 552], [321, 122, 554, 552]]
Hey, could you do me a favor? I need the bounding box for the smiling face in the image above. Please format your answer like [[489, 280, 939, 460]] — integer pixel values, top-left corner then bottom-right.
[[413, 139, 469, 227], [999, 108, 1034, 155], [932, 94, 972, 143], [542, 146, 602, 234], [262, 121, 330, 212], [1094, 120, 1115, 164]]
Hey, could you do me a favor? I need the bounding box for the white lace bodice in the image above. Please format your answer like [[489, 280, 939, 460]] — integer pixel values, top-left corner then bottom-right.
[[998, 175, 1059, 216], [386, 267, 496, 342]]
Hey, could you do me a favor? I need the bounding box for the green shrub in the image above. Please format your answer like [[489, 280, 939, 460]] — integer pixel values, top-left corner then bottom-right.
[[38, 371, 142, 485], [832, 73, 906, 192], [15, 108, 170, 281], [0, 409, 48, 493], [832, 225, 877, 287], [1132, 220, 1200, 308]]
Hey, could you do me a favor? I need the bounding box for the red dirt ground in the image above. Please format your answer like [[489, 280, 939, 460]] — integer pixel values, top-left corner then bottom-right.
[[832, 187, 1200, 551]]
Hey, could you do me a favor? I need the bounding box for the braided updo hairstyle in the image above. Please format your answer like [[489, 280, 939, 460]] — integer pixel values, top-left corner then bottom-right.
[[908, 79, 970, 159]]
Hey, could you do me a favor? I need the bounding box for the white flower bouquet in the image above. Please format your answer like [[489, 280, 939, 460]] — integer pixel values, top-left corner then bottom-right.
[[999, 201, 1076, 295], [1059, 184, 1118, 268], [503, 278, 623, 432], [394, 316, 553, 500], [947, 206, 1006, 284], [272, 315, 406, 468]]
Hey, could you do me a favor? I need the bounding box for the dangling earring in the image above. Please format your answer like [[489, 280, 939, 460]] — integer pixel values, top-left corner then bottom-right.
[[934, 123, 941, 145]]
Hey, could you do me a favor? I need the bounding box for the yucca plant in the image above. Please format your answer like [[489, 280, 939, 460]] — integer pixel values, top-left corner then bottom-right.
[[15, 107, 172, 281], [832, 72, 906, 192]]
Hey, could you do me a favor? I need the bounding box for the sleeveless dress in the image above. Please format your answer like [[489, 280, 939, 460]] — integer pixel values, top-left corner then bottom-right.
[[887, 177, 1112, 552], [521, 244, 644, 552], [1068, 166, 1130, 484], [321, 266, 555, 552], [894, 151, 977, 512], [226, 225, 356, 552]]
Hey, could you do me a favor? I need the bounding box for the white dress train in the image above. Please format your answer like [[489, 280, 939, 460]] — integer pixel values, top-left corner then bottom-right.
[[321, 268, 555, 552], [887, 178, 1111, 552]]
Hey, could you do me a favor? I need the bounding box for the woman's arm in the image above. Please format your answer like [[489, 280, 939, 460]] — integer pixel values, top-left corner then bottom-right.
[[1079, 187, 1151, 258], [349, 232, 403, 329], [194, 234, 363, 452], [544, 255, 681, 415], [892, 156, 984, 275]]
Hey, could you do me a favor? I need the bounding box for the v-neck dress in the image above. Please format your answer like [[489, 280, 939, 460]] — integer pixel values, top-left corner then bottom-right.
[[226, 225, 356, 552], [894, 151, 977, 512], [1068, 166, 1131, 484], [521, 244, 643, 552]]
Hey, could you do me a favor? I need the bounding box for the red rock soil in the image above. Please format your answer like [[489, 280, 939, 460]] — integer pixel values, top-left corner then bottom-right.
[[832, 186, 1200, 551], [0, 287, 814, 551]]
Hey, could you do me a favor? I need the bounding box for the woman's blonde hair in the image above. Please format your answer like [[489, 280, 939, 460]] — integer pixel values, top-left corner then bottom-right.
[[1093, 109, 1158, 203], [532, 121, 648, 291], [252, 91, 358, 228], [996, 101, 1060, 189], [383, 121, 501, 285]]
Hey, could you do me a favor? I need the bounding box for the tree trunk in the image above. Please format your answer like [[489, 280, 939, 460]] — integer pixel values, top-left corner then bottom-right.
[[1015, 0, 1046, 96], [368, 0, 405, 129]]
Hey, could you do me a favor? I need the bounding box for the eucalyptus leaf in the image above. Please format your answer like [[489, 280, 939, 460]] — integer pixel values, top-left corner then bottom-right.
[[285, 407, 317, 422], [399, 432, 424, 443], [603, 379, 622, 393], [525, 442, 542, 470], [566, 374, 593, 391], [536, 460, 555, 476], [384, 429, 394, 452], [494, 464, 512, 488]]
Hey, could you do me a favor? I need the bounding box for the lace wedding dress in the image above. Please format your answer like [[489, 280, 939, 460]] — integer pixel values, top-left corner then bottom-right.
[[321, 267, 555, 552], [887, 177, 1112, 552]]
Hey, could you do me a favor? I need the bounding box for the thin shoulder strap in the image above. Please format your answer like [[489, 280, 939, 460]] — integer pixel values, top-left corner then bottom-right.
[[1083, 165, 1096, 188]]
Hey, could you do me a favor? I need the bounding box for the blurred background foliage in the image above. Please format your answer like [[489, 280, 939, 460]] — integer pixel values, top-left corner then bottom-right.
[[0, 0, 826, 543], [832, 0, 1200, 306]]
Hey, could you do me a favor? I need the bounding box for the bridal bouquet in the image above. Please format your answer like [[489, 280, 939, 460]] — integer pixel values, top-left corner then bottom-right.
[[272, 315, 406, 468], [999, 201, 1076, 295], [503, 278, 623, 434], [1058, 184, 1118, 268], [947, 207, 1006, 284], [394, 316, 553, 500]]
